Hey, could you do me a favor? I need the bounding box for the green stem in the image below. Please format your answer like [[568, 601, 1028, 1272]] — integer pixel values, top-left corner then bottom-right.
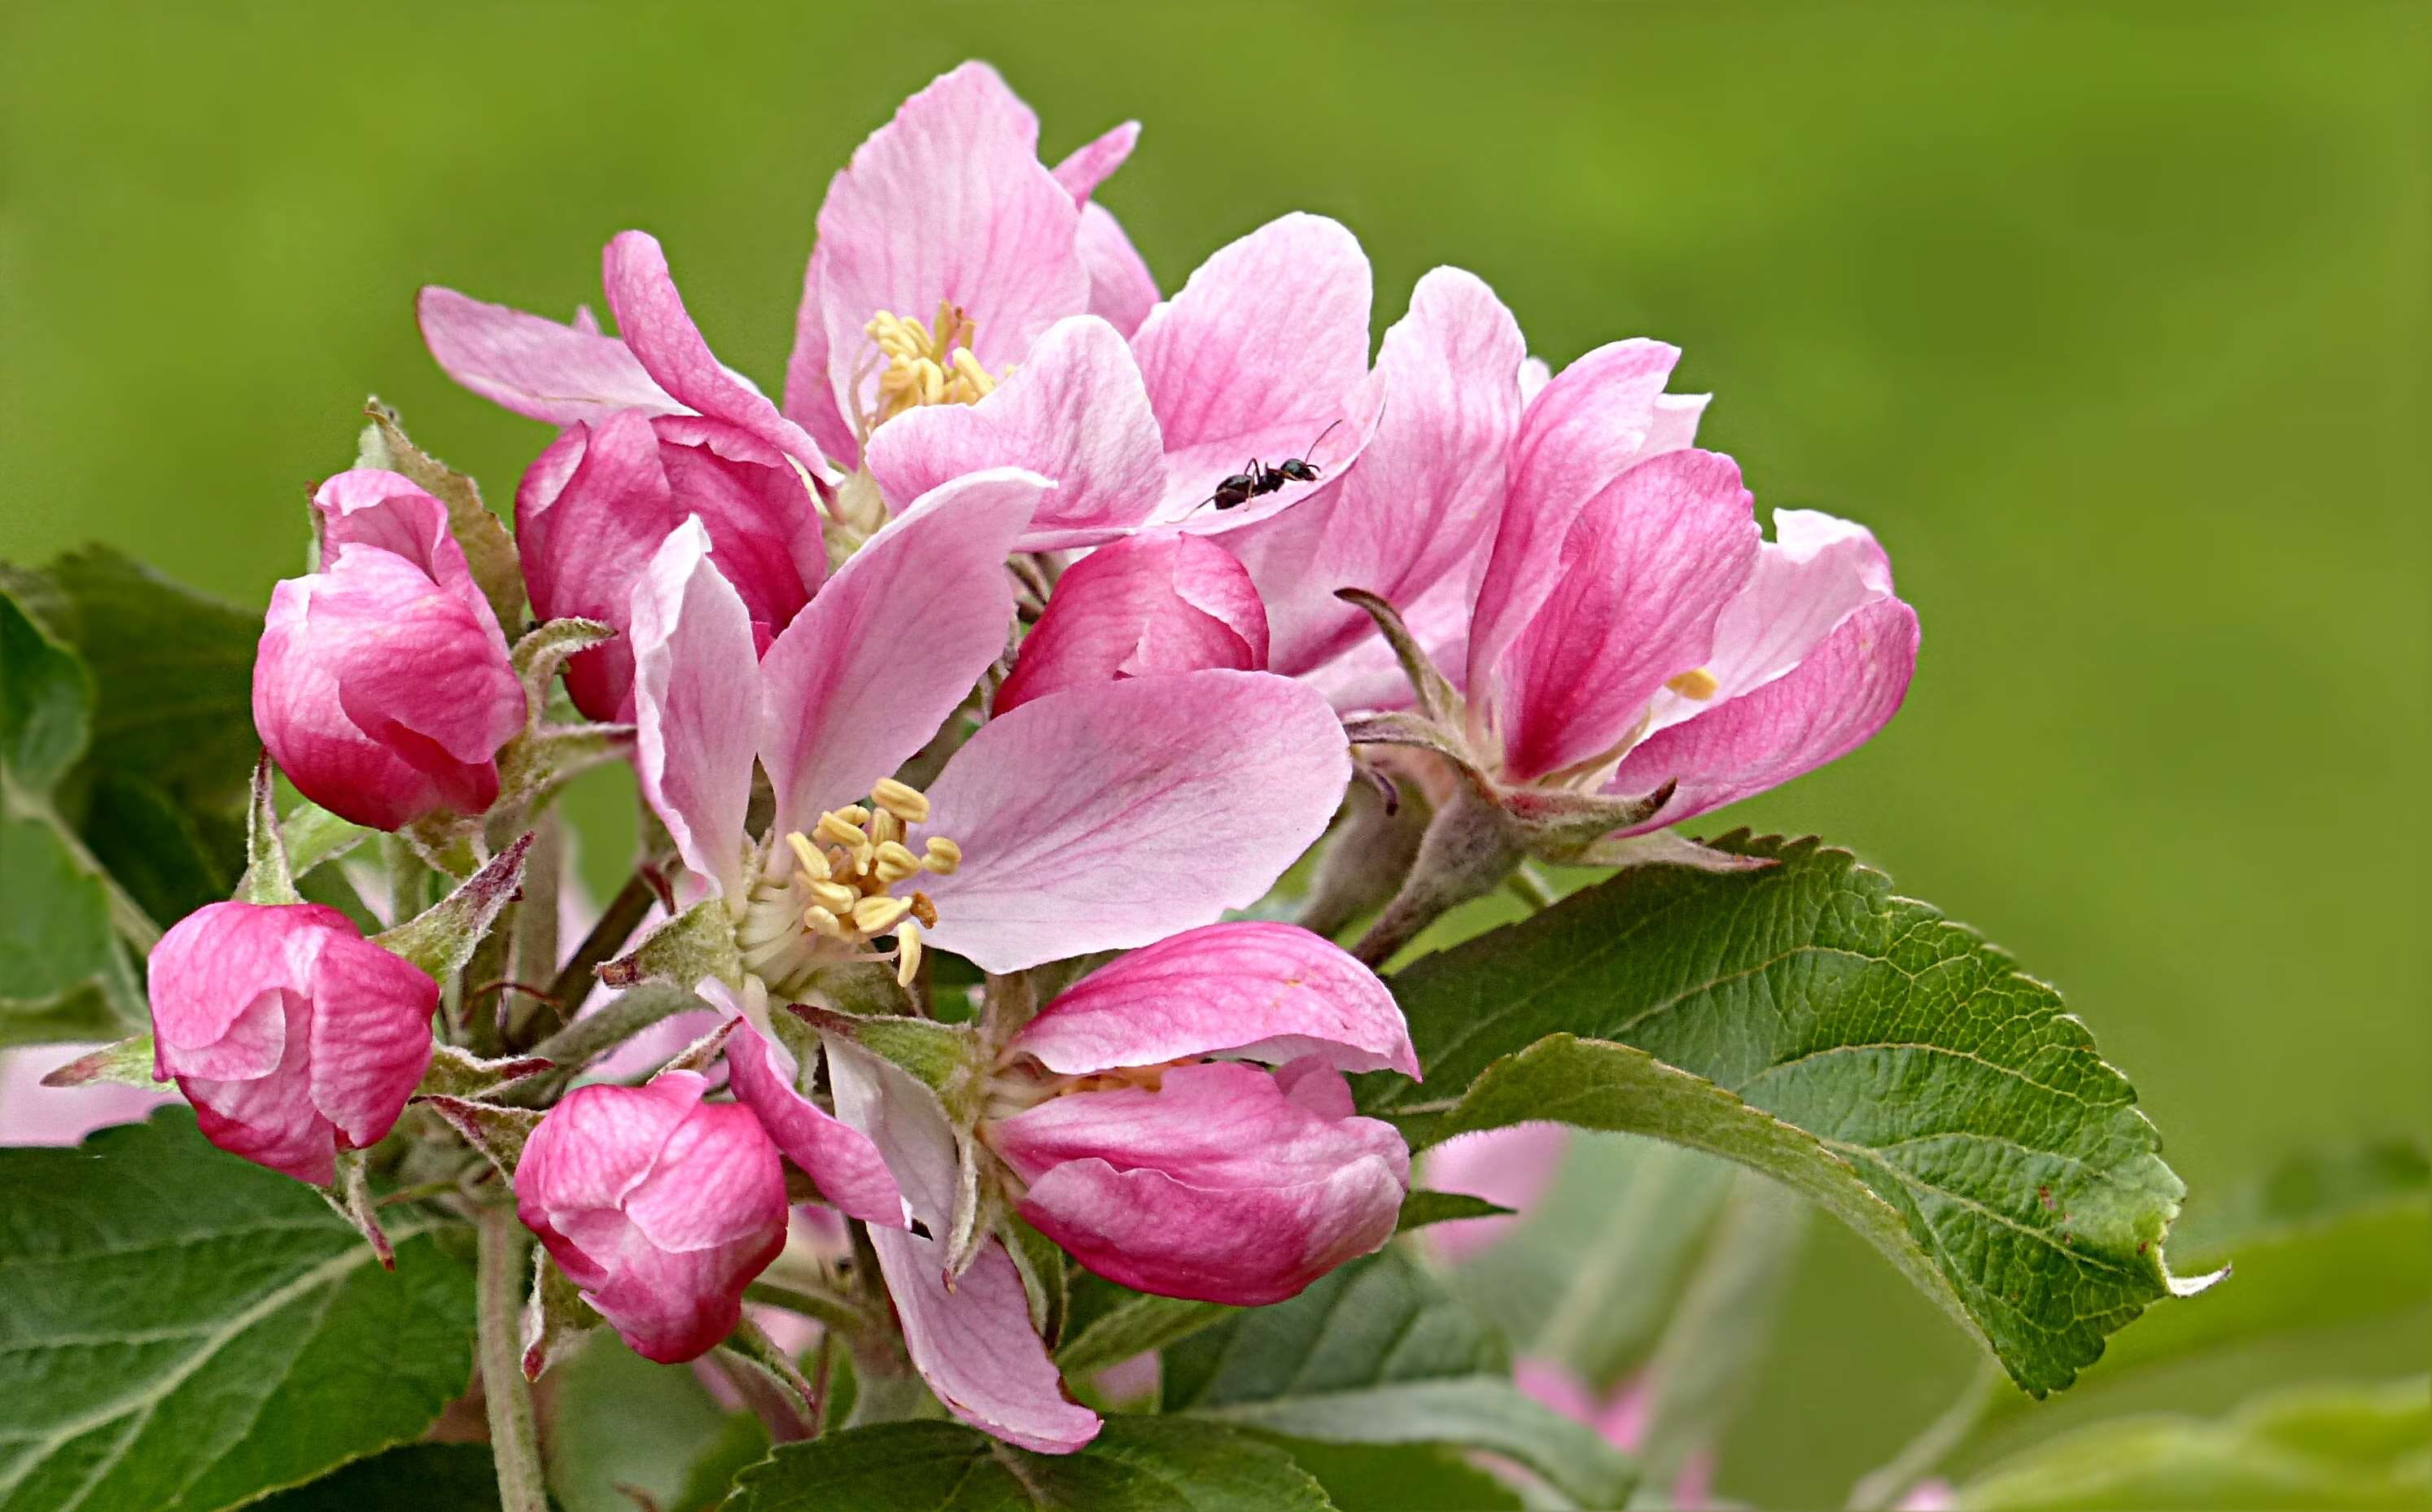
[[476, 1207, 549, 1512], [1844, 1361, 2002, 1510]]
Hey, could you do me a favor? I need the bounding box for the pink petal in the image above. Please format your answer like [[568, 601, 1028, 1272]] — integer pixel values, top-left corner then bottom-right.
[[863, 317, 1166, 549], [255, 581, 452, 831], [1050, 121, 1139, 203], [1301, 571, 1474, 714], [1419, 1123, 1570, 1263], [995, 535, 1266, 714], [518, 1074, 715, 1288], [1223, 267, 1527, 675], [180, 990, 334, 1185], [622, 1099, 790, 1253], [603, 232, 826, 467], [1606, 596, 1920, 833], [998, 1065, 1407, 1305], [417, 285, 678, 426], [304, 929, 438, 1150], [1130, 214, 1373, 519], [810, 63, 1089, 452], [585, 1217, 785, 1364], [1466, 339, 1687, 694], [781, 242, 861, 470], [1496, 449, 1762, 783], [1074, 203, 1160, 340], [650, 417, 827, 636], [1008, 922, 1415, 1077], [1515, 1357, 1600, 1429], [631, 521, 762, 902], [1643, 508, 1895, 738], [870, 1227, 1100, 1452], [513, 413, 679, 723], [724, 1023, 910, 1228], [916, 671, 1351, 974], [147, 902, 327, 1076], [757, 470, 1042, 838], [1275, 1056, 1358, 1119]]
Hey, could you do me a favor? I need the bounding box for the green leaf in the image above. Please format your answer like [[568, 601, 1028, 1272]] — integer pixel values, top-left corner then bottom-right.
[[1361, 833, 2200, 1396], [1262, 1440, 1524, 1512], [44, 546, 260, 814], [0, 812, 142, 1045], [252, 1444, 508, 1512], [1, 583, 93, 797], [0, 1110, 476, 1512], [78, 771, 238, 923], [1955, 1376, 2430, 1510], [724, 1417, 1336, 1511], [545, 1331, 743, 1512], [1394, 1189, 1516, 1234], [1056, 1279, 1234, 1380], [1163, 1248, 1635, 1507], [666, 1412, 773, 1512]]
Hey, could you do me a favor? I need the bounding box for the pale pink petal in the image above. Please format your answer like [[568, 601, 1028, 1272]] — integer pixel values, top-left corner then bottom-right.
[[1008, 922, 1414, 1076], [1515, 1358, 1599, 1428], [518, 1073, 708, 1220], [622, 1099, 789, 1252], [514, 413, 678, 723], [781, 243, 860, 469], [863, 317, 1166, 548], [1607, 597, 1919, 833], [650, 417, 827, 636], [758, 470, 1042, 837], [603, 232, 826, 466], [1225, 267, 1527, 675], [724, 1024, 910, 1228], [1497, 449, 1762, 783], [313, 549, 524, 771], [1074, 203, 1159, 340], [916, 671, 1350, 973], [811, 63, 1089, 451], [995, 535, 1266, 713], [631, 521, 761, 902], [823, 1034, 960, 1227], [1896, 1479, 1958, 1510], [870, 1226, 1100, 1452], [1275, 1057, 1358, 1119], [1420, 1123, 1570, 1263], [991, 1063, 1410, 1191], [1051, 121, 1139, 203], [304, 929, 437, 1150], [417, 285, 678, 426], [1467, 339, 1686, 693], [147, 902, 324, 1075], [1642, 508, 1895, 739], [1131, 214, 1373, 518]]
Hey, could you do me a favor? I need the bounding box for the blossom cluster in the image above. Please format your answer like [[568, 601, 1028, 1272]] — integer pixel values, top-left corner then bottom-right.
[[112, 61, 1914, 1454]]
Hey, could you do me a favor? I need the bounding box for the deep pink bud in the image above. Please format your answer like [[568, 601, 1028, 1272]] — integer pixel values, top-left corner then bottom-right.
[[148, 901, 439, 1185], [995, 534, 1268, 713], [254, 470, 525, 830], [514, 1071, 788, 1363]]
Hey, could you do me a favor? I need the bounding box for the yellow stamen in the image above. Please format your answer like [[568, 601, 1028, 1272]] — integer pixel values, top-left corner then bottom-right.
[[816, 811, 870, 850], [868, 809, 903, 847], [894, 918, 925, 987], [738, 779, 964, 1001], [806, 879, 860, 916], [872, 777, 931, 824], [873, 840, 923, 885], [803, 905, 846, 938], [786, 831, 830, 882], [854, 894, 912, 935], [908, 890, 938, 929], [922, 837, 962, 876], [1665, 667, 1721, 701], [862, 303, 1008, 429]]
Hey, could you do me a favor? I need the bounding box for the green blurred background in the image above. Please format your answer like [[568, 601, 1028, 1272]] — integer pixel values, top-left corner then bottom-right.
[[4, 2, 2425, 1503]]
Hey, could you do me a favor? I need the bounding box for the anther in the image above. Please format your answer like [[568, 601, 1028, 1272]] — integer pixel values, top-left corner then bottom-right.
[[807, 879, 860, 916], [816, 811, 870, 850], [894, 918, 925, 988], [908, 890, 938, 929], [1665, 667, 1721, 701], [871, 778, 932, 824], [873, 840, 923, 885], [922, 837, 962, 875], [785, 831, 830, 881], [853, 895, 912, 935], [868, 810, 903, 847], [803, 905, 846, 938]]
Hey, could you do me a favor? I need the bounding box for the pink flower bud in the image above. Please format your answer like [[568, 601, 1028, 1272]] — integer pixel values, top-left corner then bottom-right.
[[514, 1071, 788, 1363], [148, 901, 439, 1185], [995, 534, 1268, 713], [253, 470, 525, 830]]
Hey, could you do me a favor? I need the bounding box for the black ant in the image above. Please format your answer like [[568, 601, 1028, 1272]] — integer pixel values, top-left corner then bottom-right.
[[1197, 420, 1344, 511]]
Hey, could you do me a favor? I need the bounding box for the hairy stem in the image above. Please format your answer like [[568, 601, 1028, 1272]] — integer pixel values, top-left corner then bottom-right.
[[1352, 784, 1524, 968], [1297, 780, 1429, 942], [476, 1206, 549, 1512]]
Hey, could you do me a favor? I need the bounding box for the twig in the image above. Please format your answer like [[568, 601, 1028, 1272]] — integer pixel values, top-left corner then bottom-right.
[[547, 868, 658, 1012], [476, 1207, 549, 1512]]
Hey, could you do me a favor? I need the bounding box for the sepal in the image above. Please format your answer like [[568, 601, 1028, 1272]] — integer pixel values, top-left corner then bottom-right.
[[40, 1033, 158, 1090], [418, 1042, 554, 1099], [1335, 588, 1465, 726], [316, 1147, 396, 1269], [509, 617, 615, 707], [520, 1247, 602, 1380], [792, 1005, 977, 1107], [236, 755, 300, 905], [421, 1094, 545, 1178], [1570, 830, 1782, 872], [598, 896, 744, 993], [374, 832, 534, 980]]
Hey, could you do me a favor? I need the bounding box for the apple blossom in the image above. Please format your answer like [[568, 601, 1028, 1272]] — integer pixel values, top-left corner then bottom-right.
[[993, 532, 1268, 712], [253, 469, 524, 830], [148, 901, 438, 1186]]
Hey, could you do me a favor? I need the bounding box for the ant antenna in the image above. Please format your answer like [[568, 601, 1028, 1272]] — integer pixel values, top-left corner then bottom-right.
[[1299, 418, 1345, 461]]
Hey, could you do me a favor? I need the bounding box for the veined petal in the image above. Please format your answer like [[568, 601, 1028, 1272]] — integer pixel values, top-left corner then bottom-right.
[[585, 1221, 785, 1365], [1225, 267, 1526, 675], [1466, 339, 1685, 693], [758, 469, 1042, 838], [724, 1024, 910, 1229], [514, 413, 679, 723], [917, 671, 1350, 974], [990, 1062, 1410, 1191], [1007, 922, 1415, 1077], [994, 535, 1266, 713], [181, 993, 332, 1186], [517, 1073, 709, 1221], [632, 521, 761, 902], [417, 285, 679, 426], [781, 243, 861, 470], [1131, 213, 1373, 520], [622, 1100, 789, 1253], [869, 1227, 1101, 1453], [603, 231, 826, 467], [303, 929, 437, 1151], [1051, 121, 1139, 203], [1497, 448, 1761, 783], [1605, 596, 1919, 833], [1075, 203, 1159, 341], [147, 902, 327, 1075], [864, 317, 1166, 548], [810, 62, 1090, 452]]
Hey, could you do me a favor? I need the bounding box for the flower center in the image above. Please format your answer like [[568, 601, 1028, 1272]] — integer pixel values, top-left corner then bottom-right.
[[736, 777, 964, 1000], [860, 302, 1007, 433]]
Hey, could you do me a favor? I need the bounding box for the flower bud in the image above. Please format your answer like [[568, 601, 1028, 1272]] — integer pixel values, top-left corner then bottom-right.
[[149, 901, 439, 1185], [995, 534, 1268, 713], [514, 1070, 788, 1363], [253, 470, 525, 830]]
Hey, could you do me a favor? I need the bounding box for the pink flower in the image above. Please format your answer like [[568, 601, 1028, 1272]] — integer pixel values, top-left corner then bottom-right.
[[864, 212, 1387, 546], [148, 901, 438, 1185], [994, 533, 1268, 712], [1419, 1122, 1570, 1263], [984, 922, 1417, 1306], [514, 1069, 789, 1363], [254, 470, 524, 831]]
